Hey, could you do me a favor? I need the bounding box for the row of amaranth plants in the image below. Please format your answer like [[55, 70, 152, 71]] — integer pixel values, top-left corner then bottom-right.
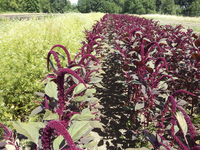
[[0, 25, 105, 149], [83, 14, 200, 149]]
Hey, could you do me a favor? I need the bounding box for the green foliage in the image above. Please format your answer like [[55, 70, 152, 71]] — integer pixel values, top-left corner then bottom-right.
[[39, 0, 51, 13], [21, 0, 40, 12], [188, 0, 200, 16], [123, 0, 156, 14], [78, 0, 123, 13], [0, 13, 104, 125], [0, 0, 23, 12], [160, 0, 176, 15]]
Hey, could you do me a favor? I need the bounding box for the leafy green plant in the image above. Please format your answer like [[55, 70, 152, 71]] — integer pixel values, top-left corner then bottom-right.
[[0, 13, 104, 126]]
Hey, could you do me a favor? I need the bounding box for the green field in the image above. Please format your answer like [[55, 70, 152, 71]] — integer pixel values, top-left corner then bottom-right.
[[141, 14, 200, 33], [0, 13, 104, 124]]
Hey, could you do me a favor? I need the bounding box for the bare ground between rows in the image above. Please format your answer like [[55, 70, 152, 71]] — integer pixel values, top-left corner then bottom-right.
[[89, 50, 137, 150]]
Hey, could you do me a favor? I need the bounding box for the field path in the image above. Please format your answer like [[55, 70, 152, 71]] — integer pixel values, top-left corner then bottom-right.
[[0, 13, 61, 20]]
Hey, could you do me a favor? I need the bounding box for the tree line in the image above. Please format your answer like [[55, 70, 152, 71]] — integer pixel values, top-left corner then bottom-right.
[[0, 0, 200, 16], [77, 0, 200, 16], [0, 0, 77, 13]]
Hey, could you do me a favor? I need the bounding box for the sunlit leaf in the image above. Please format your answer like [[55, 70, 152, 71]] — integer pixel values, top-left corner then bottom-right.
[[53, 135, 64, 150], [68, 121, 90, 142], [176, 112, 188, 136], [13, 121, 45, 144], [83, 141, 98, 148], [177, 100, 187, 106], [30, 106, 44, 117], [85, 88, 96, 96], [73, 83, 86, 95], [45, 81, 58, 100], [135, 102, 144, 111], [72, 95, 87, 102], [43, 109, 59, 120], [90, 77, 102, 84]]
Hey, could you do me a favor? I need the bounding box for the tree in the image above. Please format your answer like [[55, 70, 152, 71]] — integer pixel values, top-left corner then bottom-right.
[[161, 0, 176, 15], [123, 0, 147, 14], [142, 0, 156, 14], [188, 0, 200, 16], [134, 0, 145, 14], [21, 0, 40, 12], [155, 0, 162, 12], [78, 0, 88, 13], [39, 0, 51, 12]]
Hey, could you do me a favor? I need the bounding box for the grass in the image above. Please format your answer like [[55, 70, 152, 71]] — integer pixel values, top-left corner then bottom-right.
[[0, 12, 105, 124], [140, 14, 200, 23], [140, 14, 200, 33]]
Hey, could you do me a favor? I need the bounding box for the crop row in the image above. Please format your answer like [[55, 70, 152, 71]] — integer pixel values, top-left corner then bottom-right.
[[90, 14, 200, 149]]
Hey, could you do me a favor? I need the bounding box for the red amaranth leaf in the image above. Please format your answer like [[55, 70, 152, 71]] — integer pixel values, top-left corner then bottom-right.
[[194, 39, 200, 47], [191, 53, 200, 62], [192, 34, 198, 39], [145, 66, 153, 73]]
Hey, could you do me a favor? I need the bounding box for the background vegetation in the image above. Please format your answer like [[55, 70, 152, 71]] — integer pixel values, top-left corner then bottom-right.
[[0, 13, 104, 128], [0, 0, 200, 16]]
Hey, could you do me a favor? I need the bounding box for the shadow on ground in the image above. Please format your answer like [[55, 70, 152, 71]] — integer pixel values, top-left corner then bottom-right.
[[93, 54, 135, 150]]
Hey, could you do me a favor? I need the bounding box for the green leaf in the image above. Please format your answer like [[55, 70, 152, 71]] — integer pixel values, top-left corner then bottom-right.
[[80, 135, 94, 144], [81, 108, 90, 114], [176, 112, 188, 136], [77, 114, 95, 121], [89, 77, 102, 84], [28, 122, 45, 129], [73, 83, 86, 95], [84, 140, 98, 148], [174, 125, 179, 135], [68, 121, 90, 142], [129, 80, 142, 85], [135, 102, 144, 111], [30, 106, 43, 117], [70, 75, 79, 84], [94, 83, 104, 88], [85, 97, 99, 103], [72, 95, 87, 102], [85, 88, 96, 96], [43, 109, 59, 120], [71, 66, 82, 71], [13, 121, 44, 144], [90, 121, 103, 129], [98, 69, 106, 74], [45, 81, 58, 100], [70, 108, 95, 121], [53, 135, 64, 150]]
